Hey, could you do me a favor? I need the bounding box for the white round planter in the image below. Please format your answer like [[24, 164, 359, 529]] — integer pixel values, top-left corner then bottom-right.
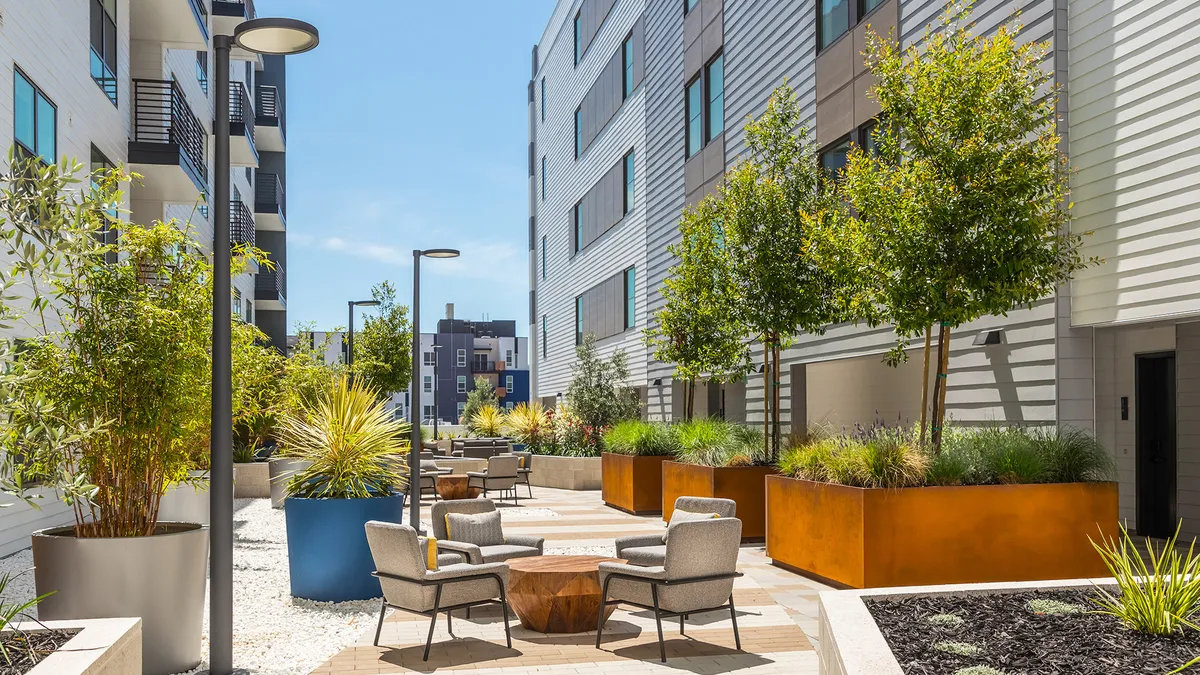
[[157, 468, 237, 524], [268, 458, 311, 508]]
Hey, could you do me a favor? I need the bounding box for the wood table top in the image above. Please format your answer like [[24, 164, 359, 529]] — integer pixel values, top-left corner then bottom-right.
[[506, 555, 626, 574]]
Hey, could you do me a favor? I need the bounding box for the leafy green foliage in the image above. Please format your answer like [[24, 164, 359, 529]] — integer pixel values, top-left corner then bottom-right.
[[462, 376, 498, 431], [566, 334, 641, 434], [0, 570, 53, 665], [232, 320, 284, 456], [281, 323, 346, 423], [280, 376, 409, 499], [603, 420, 680, 457], [352, 281, 412, 396], [1090, 522, 1200, 636], [231, 445, 259, 464]]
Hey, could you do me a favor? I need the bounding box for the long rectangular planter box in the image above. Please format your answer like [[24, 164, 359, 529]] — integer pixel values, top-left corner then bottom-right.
[[19, 617, 141, 675], [766, 475, 1118, 588], [601, 453, 670, 515], [233, 461, 270, 498], [528, 455, 601, 490], [662, 461, 776, 541]]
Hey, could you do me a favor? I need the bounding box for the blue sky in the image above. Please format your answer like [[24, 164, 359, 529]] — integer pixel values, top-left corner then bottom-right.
[[258, 0, 555, 335]]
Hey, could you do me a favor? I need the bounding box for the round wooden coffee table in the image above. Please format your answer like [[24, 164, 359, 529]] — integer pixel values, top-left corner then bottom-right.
[[435, 474, 481, 500], [506, 555, 626, 633]]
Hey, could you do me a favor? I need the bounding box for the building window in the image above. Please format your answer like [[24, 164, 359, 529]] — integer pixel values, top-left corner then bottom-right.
[[622, 34, 634, 100], [540, 77, 546, 122], [457, 348, 466, 367], [575, 295, 584, 345], [423, 405, 435, 420], [819, 0, 851, 50], [541, 315, 548, 358], [685, 76, 703, 158], [196, 52, 209, 94], [686, 0, 700, 13], [623, 150, 635, 215], [573, 201, 583, 254], [541, 235, 548, 280], [575, 108, 582, 158], [14, 68, 57, 164], [819, 137, 851, 178], [706, 54, 724, 142], [541, 156, 547, 199], [860, 118, 880, 156], [424, 351, 436, 366], [90, 0, 118, 105], [457, 401, 466, 422], [506, 349, 514, 367], [424, 375, 433, 393], [457, 375, 467, 393], [90, 145, 119, 245], [245, 299, 253, 323], [574, 12, 582, 65], [860, 0, 885, 15], [505, 401, 514, 411], [624, 266, 636, 330], [506, 376, 514, 394], [232, 289, 242, 318]]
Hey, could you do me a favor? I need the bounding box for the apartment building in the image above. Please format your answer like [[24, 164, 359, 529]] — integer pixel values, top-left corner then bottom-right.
[[530, 0, 1200, 538], [0, 0, 293, 553]]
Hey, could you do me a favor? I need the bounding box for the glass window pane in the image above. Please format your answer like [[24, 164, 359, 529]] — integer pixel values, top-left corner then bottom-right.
[[91, 1, 104, 51], [687, 0, 699, 12], [861, 0, 885, 14], [623, 37, 634, 99], [541, 235, 547, 279], [575, 296, 584, 344], [574, 203, 583, 252], [686, 79, 702, 157], [575, 108, 582, 157], [14, 71, 34, 151], [36, 93, 55, 162], [820, 139, 851, 178], [707, 55, 724, 141], [820, 0, 850, 50], [624, 152, 635, 214], [540, 78, 546, 122], [574, 15, 581, 64], [624, 268, 636, 329], [541, 156, 546, 198], [103, 18, 117, 69]]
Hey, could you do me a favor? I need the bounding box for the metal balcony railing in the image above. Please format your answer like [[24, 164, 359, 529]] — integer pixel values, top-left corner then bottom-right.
[[256, 263, 285, 301], [189, 0, 209, 40], [230, 81, 255, 144], [256, 86, 279, 121], [230, 199, 256, 248], [212, 0, 255, 19], [132, 79, 207, 186], [254, 172, 285, 216]]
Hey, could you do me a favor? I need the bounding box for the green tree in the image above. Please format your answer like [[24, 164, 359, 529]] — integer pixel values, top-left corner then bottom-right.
[[567, 334, 641, 437], [232, 321, 284, 452], [721, 82, 842, 459], [280, 322, 345, 423], [644, 196, 749, 420], [461, 376, 498, 430], [824, 1, 1096, 450], [352, 280, 412, 396]]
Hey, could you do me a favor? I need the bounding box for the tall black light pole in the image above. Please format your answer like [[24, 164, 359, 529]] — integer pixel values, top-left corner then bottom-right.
[[432, 342, 442, 439], [410, 249, 459, 532], [346, 299, 379, 368], [209, 17, 317, 675]]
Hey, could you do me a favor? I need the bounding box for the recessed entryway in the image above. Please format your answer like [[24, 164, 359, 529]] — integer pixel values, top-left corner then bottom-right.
[[1135, 352, 1176, 538]]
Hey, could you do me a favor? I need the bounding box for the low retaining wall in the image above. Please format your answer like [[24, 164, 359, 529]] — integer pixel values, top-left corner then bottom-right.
[[817, 578, 1110, 675], [529, 455, 601, 490], [233, 462, 270, 498], [22, 617, 141, 675], [432, 458, 488, 474]]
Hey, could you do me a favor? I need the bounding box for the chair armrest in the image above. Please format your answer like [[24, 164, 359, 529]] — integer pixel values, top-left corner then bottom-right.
[[436, 540, 483, 565], [598, 562, 667, 580], [466, 471, 487, 478], [504, 534, 544, 553], [615, 533, 665, 556], [425, 561, 509, 582]]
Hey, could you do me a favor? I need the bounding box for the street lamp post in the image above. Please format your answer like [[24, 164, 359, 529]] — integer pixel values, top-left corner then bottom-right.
[[432, 342, 442, 439], [410, 249, 459, 532], [346, 299, 380, 368], [209, 17, 317, 675]]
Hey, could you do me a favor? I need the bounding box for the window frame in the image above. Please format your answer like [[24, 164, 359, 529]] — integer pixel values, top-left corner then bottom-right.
[[541, 234, 548, 280], [704, 52, 724, 143], [423, 351, 436, 367], [622, 149, 635, 215], [575, 295, 584, 346], [685, 0, 700, 14], [818, 0, 886, 55], [457, 375, 467, 393], [685, 75, 703, 158], [623, 266, 636, 330], [423, 375, 433, 393], [540, 77, 546, 122], [572, 201, 583, 254], [541, 315, 548, 358], [505, 376, 514, 394], [574, 108, 582, 159], [541, 155, 547, 200], [621, 32, 635, 100], [13, 67, 57, 165], [506, 349, 514, 367], [456, 348, 466, 367], [573, 12, 582, 66], [90, 0, 118, 106]]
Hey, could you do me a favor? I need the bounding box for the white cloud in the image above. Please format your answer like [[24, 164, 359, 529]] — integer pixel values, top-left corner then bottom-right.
[[312, 236, 520, 282]]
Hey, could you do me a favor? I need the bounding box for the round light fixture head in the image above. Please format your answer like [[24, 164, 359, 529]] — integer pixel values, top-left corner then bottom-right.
[[352, 300, 380, 307], [421, 248, 461, 259], [234, 18, 319, 56]]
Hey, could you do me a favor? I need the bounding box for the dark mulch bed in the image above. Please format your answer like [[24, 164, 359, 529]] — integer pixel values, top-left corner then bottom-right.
[[0, 628, 78, 675], [866, 589, 1200, 674]]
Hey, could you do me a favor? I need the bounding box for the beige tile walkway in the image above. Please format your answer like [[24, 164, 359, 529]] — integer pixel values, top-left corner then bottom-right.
[[309, 487, 829, 674]]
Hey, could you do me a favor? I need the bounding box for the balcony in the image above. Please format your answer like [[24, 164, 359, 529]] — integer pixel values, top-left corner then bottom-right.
[[254, 172, 286, 231], [228, 81, 258, 167], [128, 79, 207, 201], [212, 0, 255, 49], [255, 261, 286, 311], [230, 199, 256, 249], [130, 0, 208, 49], [255, 85, 285, 152], [471, 359, 503, 373]]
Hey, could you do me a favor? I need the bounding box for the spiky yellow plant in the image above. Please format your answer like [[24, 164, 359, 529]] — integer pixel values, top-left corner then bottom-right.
[[278, 375, 409, 499], [1090, 521, 1200, 636], [471, 404, 506, 438], [503, 402, 551, 450]]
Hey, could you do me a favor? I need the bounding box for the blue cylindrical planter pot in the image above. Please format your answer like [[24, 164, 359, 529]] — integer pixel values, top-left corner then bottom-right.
[[512, 443, 527, 453], [284, 494, 403, 602]]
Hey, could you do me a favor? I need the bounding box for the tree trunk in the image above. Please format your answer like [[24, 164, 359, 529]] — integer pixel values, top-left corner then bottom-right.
[[772, 342, 781, 460], [686, 377, 695, 421], [919, 325, 932, 447], [762, 341, 771, 462], [930, 322, 950, 452], [936, 324, 951, 447]]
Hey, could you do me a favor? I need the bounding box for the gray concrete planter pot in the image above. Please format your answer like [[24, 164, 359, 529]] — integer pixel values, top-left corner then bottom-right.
[[31, 523, 208, 675], [234, 461, 270, 498], [269, 458, 311, 508]]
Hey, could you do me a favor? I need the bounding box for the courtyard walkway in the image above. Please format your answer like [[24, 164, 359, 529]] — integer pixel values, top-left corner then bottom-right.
[[309, 487, 828, 674]]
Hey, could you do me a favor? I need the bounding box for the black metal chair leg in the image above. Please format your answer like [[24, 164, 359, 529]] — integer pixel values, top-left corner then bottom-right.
[[498, 579, 513, 648], [514, 485, 520, 506], [596, 576, 614, 648], [526, 480, 533, 499], [447, 608, 453, 634], [728, 595, 741, 651], [651, 584, 666, 663], [423, 585, 443, 661], [466, 606, 471, 620], [373, 600, 387, 646], [680, 614, 685, 634]]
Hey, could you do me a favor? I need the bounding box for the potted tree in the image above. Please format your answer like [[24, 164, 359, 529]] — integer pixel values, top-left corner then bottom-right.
[[280, 375, 409, 602], [601, 421, 678, 515], [0, 159, 257, 675]]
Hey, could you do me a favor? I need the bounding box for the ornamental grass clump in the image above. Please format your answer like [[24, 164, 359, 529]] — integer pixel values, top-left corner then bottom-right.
[[779, 426, 925, 488], [602, 420, 680, 456], [1089, 521, 1200, 636], [279, 376, 410, 499], [471, 405, 505, 438], [503, 402, 552, 452], [675, 418, 766, 467]]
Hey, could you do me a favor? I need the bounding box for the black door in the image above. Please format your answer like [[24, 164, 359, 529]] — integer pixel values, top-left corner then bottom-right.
[[1136, 353, 1176, 538]]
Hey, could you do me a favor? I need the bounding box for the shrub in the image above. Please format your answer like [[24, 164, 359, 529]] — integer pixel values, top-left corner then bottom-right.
[[1034, 426, 1116, 483], [461, 376, 498, 430], [603, 420, 679, 457], [778, 427, 925, 488], [471, 405, 505, 437], [1090, 521, 1200, 636], [503, 402, 552, 452], [975, 427, 1047, 484], [675, 418, 764, 467]]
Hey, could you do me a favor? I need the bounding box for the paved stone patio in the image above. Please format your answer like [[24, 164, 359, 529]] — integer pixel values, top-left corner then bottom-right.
[[309, 486, 828, 674]]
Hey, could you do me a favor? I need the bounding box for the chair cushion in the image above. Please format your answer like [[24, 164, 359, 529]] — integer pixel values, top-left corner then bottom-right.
[[445, 510, 505, 547], [664, 509, 719, 543], [621, 545, 666, 567], [478, 544, 542, 564], [420, 459, 441, 471]]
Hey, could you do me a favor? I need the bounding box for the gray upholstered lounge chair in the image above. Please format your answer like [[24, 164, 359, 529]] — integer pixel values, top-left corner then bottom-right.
[[364, 521, 512, 661], [467, 455, 521, 505], [511, 451, 533, 498], [419, 459, 452, 501], [597, 517, 743, 662], [614, 496, 737, 567], [431, 499, 544, 564]]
